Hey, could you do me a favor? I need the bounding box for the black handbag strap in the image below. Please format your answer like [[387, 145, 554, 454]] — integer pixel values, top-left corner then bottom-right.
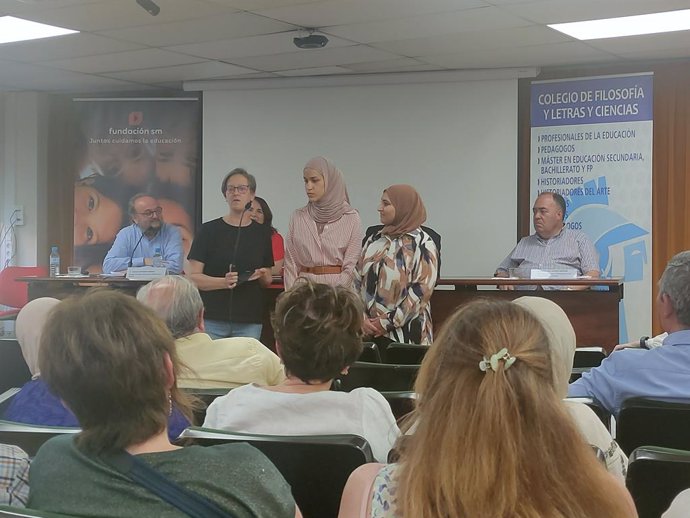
[[102, 451, 232, 518]]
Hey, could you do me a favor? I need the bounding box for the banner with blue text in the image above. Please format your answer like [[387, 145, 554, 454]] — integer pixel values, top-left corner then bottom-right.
[[530, 73, 653, 342]]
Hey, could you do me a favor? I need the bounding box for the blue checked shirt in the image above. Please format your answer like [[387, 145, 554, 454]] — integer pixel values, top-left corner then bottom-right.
[[496, 227, 600, 276], [0, 444, 30, 507]]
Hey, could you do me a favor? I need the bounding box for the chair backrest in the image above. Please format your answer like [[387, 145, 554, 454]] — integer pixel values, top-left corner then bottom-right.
[[0, 506, 70, 517], [565, 397, 612, 431], [0, 266, 48, 309], [573, 346, 607, 368], [0, 338, 32, 394], [380, 391, 416, 421], [569, 367, 591, 383], [358, 342, 381, 363], [181, 388, 232, 425], [626, 446, 690, 518], [339, 362, 420, 392], [0, 420, 80, 457], [384, 343, 429, 365], [363, 225, 442, 278], [617, 397, 690, 456], [179, 427, 374, 518]]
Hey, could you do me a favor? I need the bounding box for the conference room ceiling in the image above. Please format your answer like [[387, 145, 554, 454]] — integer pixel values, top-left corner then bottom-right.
[[0, 0, 689, 92]]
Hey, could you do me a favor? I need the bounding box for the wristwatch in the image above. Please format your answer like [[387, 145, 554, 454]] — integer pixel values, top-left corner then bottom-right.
[[639, 336, 650, 349]]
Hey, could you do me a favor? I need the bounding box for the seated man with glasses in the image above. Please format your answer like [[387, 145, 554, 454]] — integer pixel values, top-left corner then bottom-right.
[[103, 193, 183, 274]]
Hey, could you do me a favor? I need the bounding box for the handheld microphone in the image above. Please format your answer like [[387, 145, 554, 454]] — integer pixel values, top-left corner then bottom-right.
[[228, 201, 254, 324], [230, 202, 253, 270]]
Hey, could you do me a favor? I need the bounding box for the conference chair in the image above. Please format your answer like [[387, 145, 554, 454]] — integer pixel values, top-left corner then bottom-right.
[[338, 362, 420, 392], [626, 446, 690, 518], [0, 266, 48, 320], [0, 420, 79, 457], [384, 343, 429, 365], [565, 397, 612, 431], [179, 427, 374, 518], [380, 391, 417, 421], [363, 224, 442, 279], [358, 341, 382, 363], [0, 338, 31, 394], [181, 387, 231, 425], [0, 388, 20, 416], [573, 346, 607, 368], [617, 397, 690, 456], [569, 367, 591, 383], [0, 506, 70, 518]]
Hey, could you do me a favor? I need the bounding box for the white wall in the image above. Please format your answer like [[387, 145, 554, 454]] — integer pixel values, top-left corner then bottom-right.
[[0, 92, 49, 267], [203, 77, 518, 276]]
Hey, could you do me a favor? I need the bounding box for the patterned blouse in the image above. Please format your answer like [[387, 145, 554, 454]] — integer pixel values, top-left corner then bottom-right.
[[355, 228, 438, 345], [370, 464, 400, 518]]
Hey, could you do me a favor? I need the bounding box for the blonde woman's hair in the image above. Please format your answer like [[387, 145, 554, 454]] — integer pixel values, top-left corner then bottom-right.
[[397, 299, 631, 518]]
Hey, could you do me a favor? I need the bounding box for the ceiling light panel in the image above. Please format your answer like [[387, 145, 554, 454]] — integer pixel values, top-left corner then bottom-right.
[[549, 9, 690, 40], [0, 16, 77, 45]]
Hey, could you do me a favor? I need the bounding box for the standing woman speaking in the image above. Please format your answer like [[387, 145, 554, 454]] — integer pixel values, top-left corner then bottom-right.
[[355, 185, 438, 347], [284, 156, 362, 289], [187, 168, 273, 340]]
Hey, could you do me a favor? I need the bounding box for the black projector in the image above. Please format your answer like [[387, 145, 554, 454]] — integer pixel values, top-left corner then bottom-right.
[[293, 34, 329, 49]]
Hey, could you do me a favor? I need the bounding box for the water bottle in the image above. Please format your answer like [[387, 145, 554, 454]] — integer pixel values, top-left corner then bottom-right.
[[49, 246, 60, 277], [152, 246, 163, 268]]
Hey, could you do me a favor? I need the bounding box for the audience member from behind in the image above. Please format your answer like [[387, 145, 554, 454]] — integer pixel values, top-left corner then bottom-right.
[[3, 297, 188, 440], [204, 281, 399, 463], [355, 185, 438, 347], [513, 296, 627, 480], [137, 276, 284, 389], [28, 290, 298, 518], [339, 299, 636, 518], [0, 444, 30, 507], [249, 196, 285, 276], [284, 156, 363, 289], [569, 250, 690, 414], [663, 488, 690, 518]]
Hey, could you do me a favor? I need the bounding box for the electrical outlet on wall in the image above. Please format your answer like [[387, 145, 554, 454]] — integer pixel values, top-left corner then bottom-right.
[[14, 206, 24, 226]]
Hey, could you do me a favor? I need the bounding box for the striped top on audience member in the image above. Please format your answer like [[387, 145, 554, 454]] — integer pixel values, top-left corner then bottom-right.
[[284, 156, 362, 289]]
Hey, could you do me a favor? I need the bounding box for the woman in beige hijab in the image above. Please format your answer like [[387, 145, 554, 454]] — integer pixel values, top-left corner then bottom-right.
[[284, 156, 362, 289], [355, 185, 439, 347], [513, 296, 628, 481]]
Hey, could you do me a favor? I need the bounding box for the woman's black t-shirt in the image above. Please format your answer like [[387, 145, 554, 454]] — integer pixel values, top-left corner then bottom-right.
[[188, 218, 273, 323]]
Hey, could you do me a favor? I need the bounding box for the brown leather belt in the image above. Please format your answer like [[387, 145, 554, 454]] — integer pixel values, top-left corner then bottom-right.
[[301, 265, 343, 275]]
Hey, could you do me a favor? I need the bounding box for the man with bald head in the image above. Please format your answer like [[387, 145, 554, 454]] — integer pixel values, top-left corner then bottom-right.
[[137, 275, 284, 389], [495, 191, 600, 288], [103, 193, 183, 274]]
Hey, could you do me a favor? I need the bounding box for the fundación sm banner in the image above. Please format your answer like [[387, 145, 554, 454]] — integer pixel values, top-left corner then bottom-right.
[[530, 73, 653, 342]]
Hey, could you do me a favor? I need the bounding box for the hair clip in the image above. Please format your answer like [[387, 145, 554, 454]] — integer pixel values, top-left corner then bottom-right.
[[479, 348, 517, 373]]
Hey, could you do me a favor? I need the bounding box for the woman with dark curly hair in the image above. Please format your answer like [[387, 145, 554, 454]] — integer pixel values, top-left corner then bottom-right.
[[204, 281, 399, 462]]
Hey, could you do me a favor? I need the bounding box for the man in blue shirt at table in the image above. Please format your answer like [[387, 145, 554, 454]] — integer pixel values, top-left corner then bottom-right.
[[568, 250, 690, 415], [103, 193, 183, 274], [495, 192, 600, 288]]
